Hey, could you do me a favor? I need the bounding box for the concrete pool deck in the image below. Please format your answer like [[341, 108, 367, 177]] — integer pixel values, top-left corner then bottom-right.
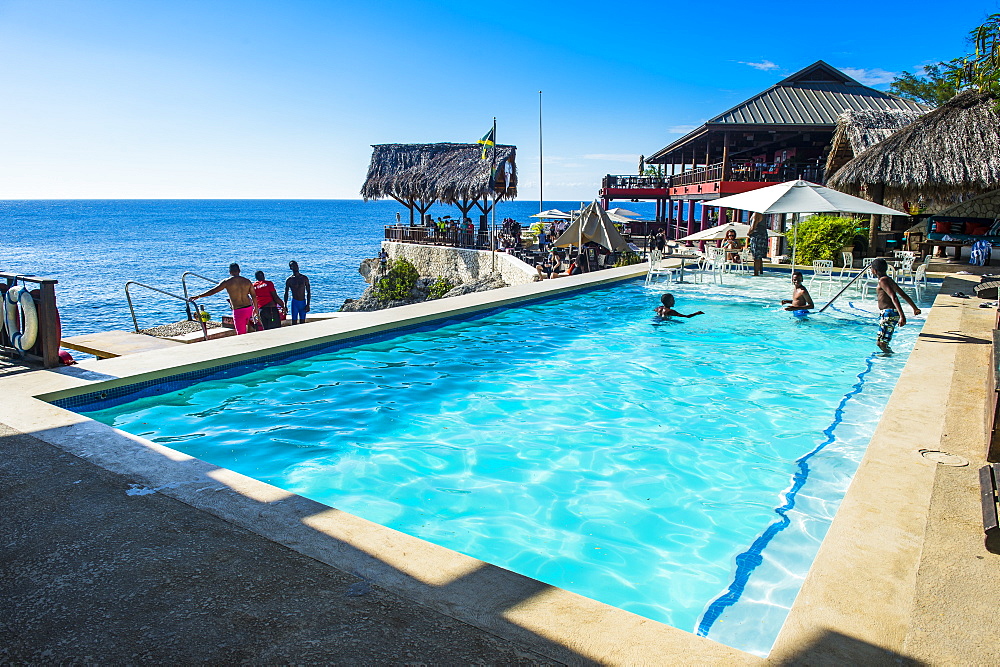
[[2, 265, 999, 663]]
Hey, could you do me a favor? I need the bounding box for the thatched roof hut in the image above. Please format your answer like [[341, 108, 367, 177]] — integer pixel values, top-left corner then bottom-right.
[[824, 108, 925, 178], [361, 143, 517, 206], [826, 91, 1000, 207]]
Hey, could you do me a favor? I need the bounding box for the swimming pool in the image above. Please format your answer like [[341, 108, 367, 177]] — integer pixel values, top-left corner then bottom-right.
[[68, 275, 932, 656]]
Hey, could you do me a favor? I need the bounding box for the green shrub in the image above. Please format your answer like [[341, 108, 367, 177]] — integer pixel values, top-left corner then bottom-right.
[[787, 215, 865, 264], [613, 250, 642, 267], [374, 258, 419, 301], [427, 277, 454, 299]]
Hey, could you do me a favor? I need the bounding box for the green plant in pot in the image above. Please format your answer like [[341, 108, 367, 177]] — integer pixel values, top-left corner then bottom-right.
[[787, 215, 866, 265]]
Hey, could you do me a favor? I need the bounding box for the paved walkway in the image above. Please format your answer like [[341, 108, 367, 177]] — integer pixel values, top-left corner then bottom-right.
[[0, 423, 556, 664]]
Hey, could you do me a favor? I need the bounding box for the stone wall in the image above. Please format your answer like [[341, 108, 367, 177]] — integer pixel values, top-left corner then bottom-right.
[[383, 241, 536, 285]]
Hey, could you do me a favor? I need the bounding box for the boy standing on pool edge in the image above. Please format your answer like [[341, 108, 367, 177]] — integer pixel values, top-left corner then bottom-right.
[[284, 261, 311, 325], [871, 258, 920, 353]]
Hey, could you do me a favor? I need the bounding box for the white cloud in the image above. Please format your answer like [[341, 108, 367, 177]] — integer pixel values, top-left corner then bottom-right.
[[582, 153, 637, 162], [739, 60, 779, 71], [667, 125, 698, 135], [839, 67, 898, 86]]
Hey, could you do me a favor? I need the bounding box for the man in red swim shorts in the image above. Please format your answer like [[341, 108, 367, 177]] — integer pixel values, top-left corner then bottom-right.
[[190, 263, 259, 334]]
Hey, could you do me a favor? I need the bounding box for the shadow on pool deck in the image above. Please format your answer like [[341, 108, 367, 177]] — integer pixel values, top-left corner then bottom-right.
[[0, 423, 568, 664]]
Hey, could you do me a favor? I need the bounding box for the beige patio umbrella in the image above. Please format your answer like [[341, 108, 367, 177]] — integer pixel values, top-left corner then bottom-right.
[[552, 201, 629, 252], [679, 222, 783, 241]]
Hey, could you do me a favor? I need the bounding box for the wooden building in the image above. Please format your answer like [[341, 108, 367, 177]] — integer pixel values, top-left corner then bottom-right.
[[600, 61, 929, 238]]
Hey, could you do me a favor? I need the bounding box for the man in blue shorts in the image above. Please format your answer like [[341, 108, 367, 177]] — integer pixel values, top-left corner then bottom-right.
[[284, 260, 311, 325], [871, 258, 920, 353]]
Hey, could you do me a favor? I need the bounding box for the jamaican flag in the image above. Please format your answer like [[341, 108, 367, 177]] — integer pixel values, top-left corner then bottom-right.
[[477, 127, 495, 159]]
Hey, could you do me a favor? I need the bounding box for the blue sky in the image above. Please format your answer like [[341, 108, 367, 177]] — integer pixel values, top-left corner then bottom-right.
[[0, 0, 994, 200]]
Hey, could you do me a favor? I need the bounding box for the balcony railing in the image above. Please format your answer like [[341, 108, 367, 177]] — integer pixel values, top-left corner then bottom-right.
[[603, 162, 826, 191], [602, 174, 669, 190]]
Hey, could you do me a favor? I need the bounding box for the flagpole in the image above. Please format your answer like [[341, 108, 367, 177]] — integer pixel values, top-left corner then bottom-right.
[[491, 116, 497, 273], [538, 91, 543, 215]]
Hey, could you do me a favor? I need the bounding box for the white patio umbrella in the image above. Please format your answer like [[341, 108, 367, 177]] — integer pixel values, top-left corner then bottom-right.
[[606, 207, 641, 218], [679, 222, 783, 242], [703, 180, 908, 273], [531, 209, 572, 219]]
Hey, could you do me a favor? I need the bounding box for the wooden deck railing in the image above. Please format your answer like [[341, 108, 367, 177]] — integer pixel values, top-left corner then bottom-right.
[[384, 225, 488, 249]]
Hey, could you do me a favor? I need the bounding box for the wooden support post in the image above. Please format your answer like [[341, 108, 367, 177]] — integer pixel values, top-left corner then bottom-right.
[[721, 132, 730, 181], [36, 282, 59, 368], [700, 199, 710, 232], [868, 183, 885, 256], [687, 200, 696, 237], [719, 207, 728, 225]]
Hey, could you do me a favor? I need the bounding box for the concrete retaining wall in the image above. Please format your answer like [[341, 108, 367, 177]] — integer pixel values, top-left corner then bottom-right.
[[383, 241, 536, 286]]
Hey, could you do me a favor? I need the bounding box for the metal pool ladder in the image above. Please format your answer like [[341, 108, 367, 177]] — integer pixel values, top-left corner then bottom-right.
[[124, 281, 209, 341]]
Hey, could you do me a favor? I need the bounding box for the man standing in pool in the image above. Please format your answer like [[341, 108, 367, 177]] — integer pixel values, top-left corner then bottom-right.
[[284, 260, 311, 325], [781, 271, 814, 315], [190, 263, 259, 335], [747, 212, 769, 277], [871, 258, 921, 353]]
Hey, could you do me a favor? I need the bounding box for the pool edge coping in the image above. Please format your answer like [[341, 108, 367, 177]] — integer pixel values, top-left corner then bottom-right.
[[1, 267, 979, 664], [1, 265, 757, 666]]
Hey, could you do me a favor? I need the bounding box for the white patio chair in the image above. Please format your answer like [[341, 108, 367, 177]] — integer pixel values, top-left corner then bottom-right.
[[838, 251, 854, 279], [645, 249, 675, 284], [861, 264, 898, 300], [894, 250, 917, 283], [808, 260, 836, 296]]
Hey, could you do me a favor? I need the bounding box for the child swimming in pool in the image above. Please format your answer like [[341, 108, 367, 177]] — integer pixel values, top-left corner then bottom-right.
[[654, 293, 703, 319], [781, 271, 814, 316]]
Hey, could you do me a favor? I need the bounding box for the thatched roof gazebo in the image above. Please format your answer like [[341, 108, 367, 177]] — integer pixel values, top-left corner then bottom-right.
[[824, 108, 926, 179], [361, 142, 517, 224], [826, 91, 1000, 209]]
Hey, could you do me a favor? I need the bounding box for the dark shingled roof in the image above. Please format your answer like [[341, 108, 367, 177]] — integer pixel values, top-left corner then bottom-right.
[[707, 63, 927, 126], [648, 61, 931, 163]]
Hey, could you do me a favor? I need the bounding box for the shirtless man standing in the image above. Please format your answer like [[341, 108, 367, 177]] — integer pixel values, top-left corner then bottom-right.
[[284, 260, 311, 325], [781, 271, 814, 315], [190, 263, 259, 335], [871, 258, 921, 353]]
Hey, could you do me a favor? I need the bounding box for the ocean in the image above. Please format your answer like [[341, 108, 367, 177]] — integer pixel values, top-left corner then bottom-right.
[[2, 199, 659, 339]]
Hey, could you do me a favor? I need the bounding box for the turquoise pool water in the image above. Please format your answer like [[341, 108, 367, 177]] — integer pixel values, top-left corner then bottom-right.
[[76, 276, 932, 656]]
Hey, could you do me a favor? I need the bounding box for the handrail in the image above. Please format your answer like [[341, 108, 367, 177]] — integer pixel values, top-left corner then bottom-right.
[[181, 271, 217, 319], [124, 281, 209, 340], [818, 267, 872, 313]]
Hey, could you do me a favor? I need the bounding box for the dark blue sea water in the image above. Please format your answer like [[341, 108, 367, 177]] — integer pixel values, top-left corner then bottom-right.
[[2, 199, 658, 338]]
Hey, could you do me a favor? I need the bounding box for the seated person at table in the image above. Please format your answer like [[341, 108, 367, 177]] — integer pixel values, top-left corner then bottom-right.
[[654, 293, 703, 319], [721, 228, 742, 262], [781, 271, 814, 314], [536, 250, 564, 279]]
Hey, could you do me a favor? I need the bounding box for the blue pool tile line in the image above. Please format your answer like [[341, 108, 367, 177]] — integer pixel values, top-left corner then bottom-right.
[[695, 352, 878, 638], [53, 278, 635, 413]]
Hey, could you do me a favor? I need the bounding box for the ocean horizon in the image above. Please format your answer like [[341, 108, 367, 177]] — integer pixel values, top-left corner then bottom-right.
[[2, 198, 662, 341]]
